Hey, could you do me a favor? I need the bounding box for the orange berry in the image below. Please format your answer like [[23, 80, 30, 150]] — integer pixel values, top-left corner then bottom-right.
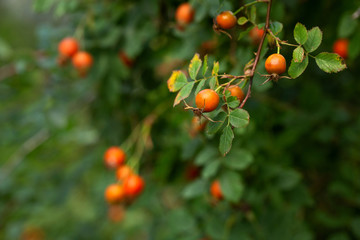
[[58, 37, 79, 58], [216, 11, 237, 29], [195, 89, 220, 112], [249, 27, 265, 45], [176, 3, 195, 25], [265, 53, 286, 75], [105, 184, 125, 204], [72, 51, 93, 70], [226, 85, 245, 103], [333, 38, 349, 59], [116, 165, 134, 181], [104, 146, 126, 169], [210, 180, 223, 200], [123, 174, 145, 198]]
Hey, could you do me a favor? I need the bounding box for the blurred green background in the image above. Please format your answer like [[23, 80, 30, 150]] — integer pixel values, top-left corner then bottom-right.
[[1, 0, 360, 239]]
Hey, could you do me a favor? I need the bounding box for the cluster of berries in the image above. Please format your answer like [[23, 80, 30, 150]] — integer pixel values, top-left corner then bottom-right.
[[58, 37, 93, 77], [103, 147, 145, 213]]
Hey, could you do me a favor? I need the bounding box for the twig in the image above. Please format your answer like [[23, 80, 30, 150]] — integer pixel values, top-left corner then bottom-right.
[[239, 0, 272, 108]]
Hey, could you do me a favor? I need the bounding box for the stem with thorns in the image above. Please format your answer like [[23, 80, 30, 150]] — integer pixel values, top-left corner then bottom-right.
[[239, 0, 272, 109]]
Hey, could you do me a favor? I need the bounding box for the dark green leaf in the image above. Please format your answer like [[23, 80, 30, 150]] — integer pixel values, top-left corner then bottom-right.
[[229, 109, 250, 128], [269, 21, 283, 35], [220, 170, 244, 202], [182, 179, 207, 199], [206, 112, 227, 135], [349, 31, 360, 60], [209, 76, 217, 90], [249, 6, 257, 23], [303, 27, 322, 53], [223, 149, 254, 170], [227, 97, 240, 109], [173, 82, 194, 106], [288, 54, 308, 78], [338, 13, 358, 38], [195, 147, 218, 166], [315, 52, 347, 73], [202, 160, 220, 179], [238, 27, 252, 40], [195, 80, 206, 95], [294, 23, 308, 45], [219, 125, 234, 156]]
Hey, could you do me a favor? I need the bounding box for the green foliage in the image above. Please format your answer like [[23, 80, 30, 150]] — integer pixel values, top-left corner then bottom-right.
[[0, 0, 359, 239]]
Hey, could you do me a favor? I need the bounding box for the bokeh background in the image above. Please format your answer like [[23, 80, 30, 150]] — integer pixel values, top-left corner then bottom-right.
[[1, 0, 360, 239]]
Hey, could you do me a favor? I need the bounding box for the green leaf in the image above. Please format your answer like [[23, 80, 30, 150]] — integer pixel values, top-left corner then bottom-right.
[[349, 31, 360, 59], [223, 149, 254, 170], [202, 160, 220, 179], [195, 147, 218, 166], [206, 112, 227, 135], [219, 126, 234, 156], [351, 218, 360, 238], [227, 96, 240, 109], [229, 109, 250, 128], [195, 80, 205, 95], [173, 82, 194, 106], [249, 5, 257, 23], [237, 17, 248, 25], [202, 55, 208, 76], [338, 13, 358, 38], [188, 53, 202, 80], [275, 168, 301, 190], [238, 27, 252, 40], [219, 170, 244, 203], [167, 71, 188, 92], [182, 179, 207, 199], [269, 21, 283, 35], [303, 27, 322, 53], [212, 61, 219, 76], [209, 76, 217, 90], [293, 46, 305, 62], [315, 52, 347, 73], [288, 54, 308, 78], [294, 23, 308, 45]]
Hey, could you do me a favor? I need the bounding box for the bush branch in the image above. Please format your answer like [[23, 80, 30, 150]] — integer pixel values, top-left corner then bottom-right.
[[240, 0, 272, 108]]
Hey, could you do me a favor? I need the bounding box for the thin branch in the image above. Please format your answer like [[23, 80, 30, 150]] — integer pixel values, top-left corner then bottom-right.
[[240, 0, 272, 108]]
